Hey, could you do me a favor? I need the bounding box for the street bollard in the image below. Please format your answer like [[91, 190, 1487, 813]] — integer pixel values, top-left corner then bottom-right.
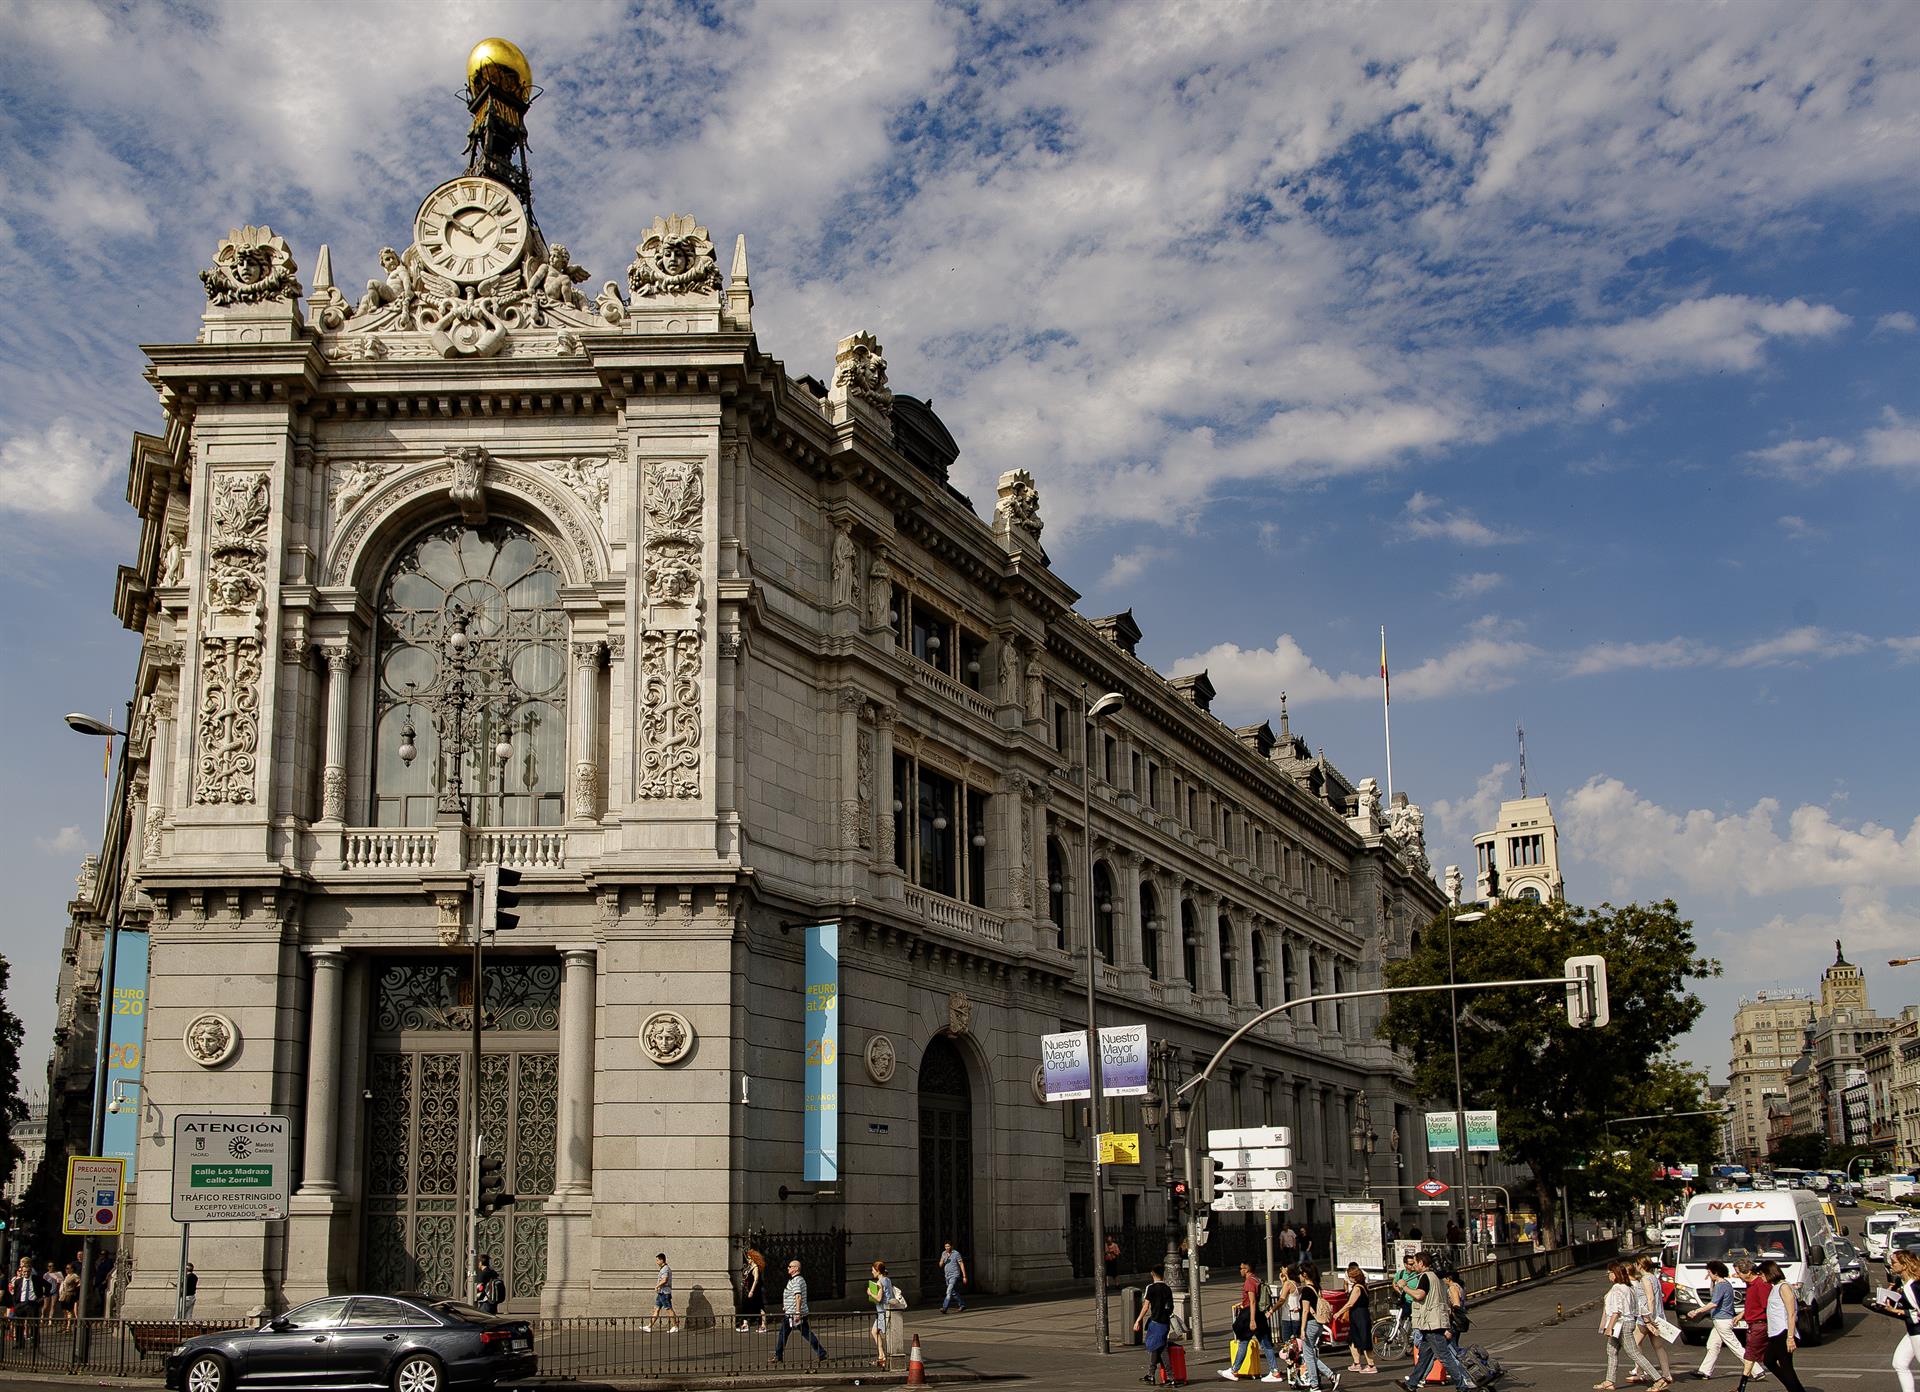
[[1123, 1285, 1142, 1345]]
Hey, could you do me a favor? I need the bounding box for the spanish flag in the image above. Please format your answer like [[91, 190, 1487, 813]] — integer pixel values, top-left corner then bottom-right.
[[1379, 627, 1389, 705]]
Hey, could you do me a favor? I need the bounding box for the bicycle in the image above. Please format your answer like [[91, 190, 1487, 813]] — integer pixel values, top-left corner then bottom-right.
[[1373, 1312, 1411, 1361]]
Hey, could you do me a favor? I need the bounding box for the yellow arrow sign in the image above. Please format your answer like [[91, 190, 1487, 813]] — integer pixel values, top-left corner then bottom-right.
[[1098, 1131, 1141, 1165]]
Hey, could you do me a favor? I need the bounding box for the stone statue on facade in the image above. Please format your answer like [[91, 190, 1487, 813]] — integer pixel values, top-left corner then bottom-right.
[[357, 247, 414, 320], [330, 460, 392, 519], [865, 550, 894, 631], [830, 522, 859, 609], [159, 533, 185, 586], [832, 332, 893, 414], [1444, 864, 1464, 906], [998, 638, 1022, 705], [200, 225, 302, 306], [1386, 793, 1431, 873], [628, 214, 721, 298], [995, 468, 1043, 537], [1352, 776, 1383, 829], [525, 243, 591, 308]]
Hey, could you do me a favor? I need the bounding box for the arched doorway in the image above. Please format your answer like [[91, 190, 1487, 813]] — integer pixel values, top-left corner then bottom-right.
[[918, 1035, 975, 1295]]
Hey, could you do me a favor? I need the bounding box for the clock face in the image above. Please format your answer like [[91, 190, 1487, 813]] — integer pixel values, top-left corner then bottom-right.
[[413, 177, 529, 283]]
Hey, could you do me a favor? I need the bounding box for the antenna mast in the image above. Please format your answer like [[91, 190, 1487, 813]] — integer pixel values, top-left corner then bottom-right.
[[1517, 723, 1528, 798]]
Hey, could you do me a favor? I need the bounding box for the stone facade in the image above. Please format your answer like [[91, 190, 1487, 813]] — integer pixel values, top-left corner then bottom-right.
[[1470, 795, 1563, 904], [1726, 992, 1815, 1166], [83, 78, 1458, 1320]]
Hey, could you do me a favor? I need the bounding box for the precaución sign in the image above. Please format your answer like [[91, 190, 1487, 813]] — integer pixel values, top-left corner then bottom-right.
[[172, 1114, 291, 1222], [62, 1157, 124, 1236]]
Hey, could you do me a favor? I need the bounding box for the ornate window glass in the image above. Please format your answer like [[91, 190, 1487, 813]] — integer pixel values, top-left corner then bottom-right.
[[373, 521, 569, 827], [1140, 882, 1160, 980], [1093, 861, 1115, 963]]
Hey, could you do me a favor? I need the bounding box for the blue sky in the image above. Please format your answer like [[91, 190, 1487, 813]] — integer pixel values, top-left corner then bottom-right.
[[1, 0, 1917, 1089]]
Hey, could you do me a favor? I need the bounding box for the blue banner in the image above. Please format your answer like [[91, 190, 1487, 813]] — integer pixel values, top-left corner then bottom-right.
[[804, 923, 839, 1184], [101, 929, 149, 1180]]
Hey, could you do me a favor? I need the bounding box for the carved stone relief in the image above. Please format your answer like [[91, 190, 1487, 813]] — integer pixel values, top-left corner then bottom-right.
[[833, 331, 893, 415], [641, 1010, 695, 1065], [830, 521, 858, 609], [996, 468, 1044, 537], [200, 226, 301, 306], [642, 460, 704, 607], [865, 550, 893, 632], [449, 446, 490, 523], [195, 472, 270, 805], [183, 1011, 240, 1067], [856, 727, 874, 851], [865, 1034, 897, 1085], [329, 460, 394, 519], [627, 214, 721, 298], [947, 991, 972, 1037], [637, 630, 701, 799]]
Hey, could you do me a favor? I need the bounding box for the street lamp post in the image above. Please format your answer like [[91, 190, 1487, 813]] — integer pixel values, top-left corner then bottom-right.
[[1350, 1091, 1378, 1197], [62, 705, 133, 1342], [1079, 685, 1125, 1356], [1444, 904, 1485, 1246]]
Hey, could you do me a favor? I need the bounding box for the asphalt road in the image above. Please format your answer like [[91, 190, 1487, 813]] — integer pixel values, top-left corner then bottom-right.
[[0, 1271, 1899, 1391]]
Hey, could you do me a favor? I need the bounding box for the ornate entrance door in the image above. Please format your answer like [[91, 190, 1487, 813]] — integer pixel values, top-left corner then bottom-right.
[[918, 1035, 975, 1294], [363, 959, 559, 1305]]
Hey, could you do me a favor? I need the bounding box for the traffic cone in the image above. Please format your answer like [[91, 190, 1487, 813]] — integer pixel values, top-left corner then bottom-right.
[[907, 1332, 927, 1385], [1424, 1352, 1448, 1384]]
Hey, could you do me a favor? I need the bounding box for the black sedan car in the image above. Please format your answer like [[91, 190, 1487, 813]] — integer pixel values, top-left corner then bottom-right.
[[165, 1293, 535, 1392]]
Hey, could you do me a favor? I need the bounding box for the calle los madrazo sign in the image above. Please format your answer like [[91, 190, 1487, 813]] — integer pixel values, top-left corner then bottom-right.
[[172, 1114, 291, 1222]]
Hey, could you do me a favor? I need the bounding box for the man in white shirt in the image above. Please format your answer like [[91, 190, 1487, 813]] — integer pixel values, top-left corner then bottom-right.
[[646, 1252, 680, 1333]]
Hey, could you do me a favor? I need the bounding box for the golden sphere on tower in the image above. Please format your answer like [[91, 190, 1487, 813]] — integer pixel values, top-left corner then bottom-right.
[[466, 37, 531, 97]]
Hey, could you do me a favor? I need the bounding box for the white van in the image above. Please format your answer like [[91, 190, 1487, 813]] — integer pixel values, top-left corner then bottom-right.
[[1661, 1215, 1684, 1245], [1867, 1209, 1912, 1260], [1675, 1190, 1844, 1344]]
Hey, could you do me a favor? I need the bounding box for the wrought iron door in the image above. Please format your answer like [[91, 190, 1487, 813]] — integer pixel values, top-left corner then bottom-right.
[[363, 959, 559, 1305], [918, 1036, 975, 1294]]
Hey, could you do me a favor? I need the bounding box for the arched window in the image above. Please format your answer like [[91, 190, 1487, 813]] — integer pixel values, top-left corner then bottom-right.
[[1181, 899, 1199, 988], [1281, 941, 1296, 999], [1218, 912, 1235, 1000], [1140, 882, 1161, 981], [1047, 838, 1068, 951], [1251, 932, 1268, 1009], [1094, 861, 1116, 964], [1517, 885, 1542, 903], [373, 520, 569, 827], [1333, 963, 1346, 1034]]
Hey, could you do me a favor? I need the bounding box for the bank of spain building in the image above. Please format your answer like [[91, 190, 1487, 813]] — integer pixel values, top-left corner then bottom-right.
[[98, 42, 1451, 1318]]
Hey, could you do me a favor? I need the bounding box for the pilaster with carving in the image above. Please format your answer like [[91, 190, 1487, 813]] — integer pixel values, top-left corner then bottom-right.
[[637, 458, 705, 800], [570, 640, 604, 820], [195, 472, 271, 805], [870, 703, 899, 884], [319, 642, 358, 822]]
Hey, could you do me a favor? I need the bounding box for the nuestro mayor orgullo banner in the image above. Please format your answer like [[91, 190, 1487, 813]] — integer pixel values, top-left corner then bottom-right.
[[1042, 1024, 1151, 1101]]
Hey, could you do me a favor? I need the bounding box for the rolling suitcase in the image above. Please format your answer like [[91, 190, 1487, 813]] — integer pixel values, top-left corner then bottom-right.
[[1159, 1342, 1188, 1385]]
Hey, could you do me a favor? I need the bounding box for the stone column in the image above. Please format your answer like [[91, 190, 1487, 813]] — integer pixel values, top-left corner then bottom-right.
[[1116, 851, 1145, 980], [570, 640, 603, 822], [1196, 892, 1228, 1019], [554, 948, 597, 1196], [319, 643, 356, 823], [299, 950, 346, 1194], [285, 948, 350, 1305], [544, 946, 598, 1316]]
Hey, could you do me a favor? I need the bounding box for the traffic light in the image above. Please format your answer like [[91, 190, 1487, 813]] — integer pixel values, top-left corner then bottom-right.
[[482, 865, 523, 934], [1169, 1177, 1190, 1214], [476, 1151, 515, 1217], [1565, 954, 1610, 1028]]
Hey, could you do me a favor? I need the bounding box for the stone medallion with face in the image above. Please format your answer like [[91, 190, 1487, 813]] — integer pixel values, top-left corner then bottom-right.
[[183, 1012, 239, 1067]]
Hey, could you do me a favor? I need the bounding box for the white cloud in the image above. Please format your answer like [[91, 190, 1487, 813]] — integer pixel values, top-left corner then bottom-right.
[[1565, 637, 1714, 677], [1749, 408, 1920, 479], [1562, 776, 1920, 899], [1888, 636, 1920, 664], [1431, 762, 1513, 846], [1776, 514, 1823, 541], [1723, 626, 1873, 668], [1443, 571, 1506, 600], [1747, 437, 1859, 474], [0, 418, 117, 521], [1864, 408, 1920, 472], [32, 826, 86, 856], [1178, 622, 1539, 715], [1099, 546, 1169, 589], [1512, 295, 1849, 385], [1401, 492, 1518, 547], [1874, 311, 1918, 335]]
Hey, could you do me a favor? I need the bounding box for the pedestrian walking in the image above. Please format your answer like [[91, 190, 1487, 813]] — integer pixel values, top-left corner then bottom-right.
[[473, 1253, 506, 1314], [1338, 1263, 1377, 1374], [1297, 1225, 1313, 1262], [1388, 1253, 1420, 1357], [57, 1264, 80, 1322], [1297, 1264, 1340, 1390], [1685, 1260, 1743, 1378], [939, 1241, 968, 1312], [771, 1258, 829, 1364], [646, 1252, 680, 1333], [1596, 1261, 1663, 1390], [867, 1260, 895, 1369], [1133, 1264, 1177, 1385], [1278, 1265, 1303, 1345], [1733, 1258, 1770, 1391], [1107, 1235, 1124, 1280], [1878, 1248, 1920, 1390], [1220, 1263, 1278, 1381], [1633, 1252, 1675, 1384], [182, 1263, 198, 1319], [1279, 1225, 1299, 1262], [1403, 1251, 1479, 1391], [737, 1248, 767, 1332], [1753, 1260, 1806, 1392]]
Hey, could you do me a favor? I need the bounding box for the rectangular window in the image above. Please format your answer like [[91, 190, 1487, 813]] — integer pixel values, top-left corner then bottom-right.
[[965, 785, 988, 908], [893, 754, 911, 871], [1054, 702, 1070, 753], [919, 766, 957, 896], [1146, 762, 1160, 809], [912, 605, 954, 675], [1187, 787, 1197, 827], [1130, 750, 1141, 794], [1104, 734, 1117, 784], [958, 630, 987, 691]]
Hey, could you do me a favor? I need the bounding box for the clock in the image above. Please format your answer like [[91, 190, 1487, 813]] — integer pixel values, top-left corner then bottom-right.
[[413, 176, 530, 283]]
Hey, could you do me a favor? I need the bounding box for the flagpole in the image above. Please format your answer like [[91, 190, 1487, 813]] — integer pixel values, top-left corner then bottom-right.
[[1380, 626, 1393, 805]]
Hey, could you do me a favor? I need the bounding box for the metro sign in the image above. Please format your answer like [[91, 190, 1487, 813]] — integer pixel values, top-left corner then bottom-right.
[[1416, 1178, 1451, 1197]]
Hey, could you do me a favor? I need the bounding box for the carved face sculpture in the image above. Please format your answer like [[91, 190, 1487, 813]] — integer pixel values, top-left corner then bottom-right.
[[549, 245, 570, 270], [646, 1014, 687, 1058], [231, 248, 272, 285], [188, 1016, 232, 1062], [658, 238, 695, 276], [380, 247, 402, 273]]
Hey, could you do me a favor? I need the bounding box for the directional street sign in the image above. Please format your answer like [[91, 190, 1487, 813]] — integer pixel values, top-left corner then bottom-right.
[[1212, 1189, 1295, 1213], [1416, 1178, 1451, 1197], [1211, 1147, 1293, 1171], [1214, 1168, 1296, 1192], [1207, 1125, 1291, 1150], [1418, 1198, 1451, 1208]]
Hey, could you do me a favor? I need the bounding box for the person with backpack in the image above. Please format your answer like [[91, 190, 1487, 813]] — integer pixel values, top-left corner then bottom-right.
[[1297, 1264, 1341, 1391], [1133, 1263, 1178, 1385], [1403, 1251, 1478, 1392], [473, 1253, 506, 1314], [867, 1260, 896, 1370]]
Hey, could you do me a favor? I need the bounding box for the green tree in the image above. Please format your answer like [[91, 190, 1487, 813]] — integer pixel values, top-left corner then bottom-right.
[[1770, 1132, 1830, 1170], [1378, 898, 1719, 1248]]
